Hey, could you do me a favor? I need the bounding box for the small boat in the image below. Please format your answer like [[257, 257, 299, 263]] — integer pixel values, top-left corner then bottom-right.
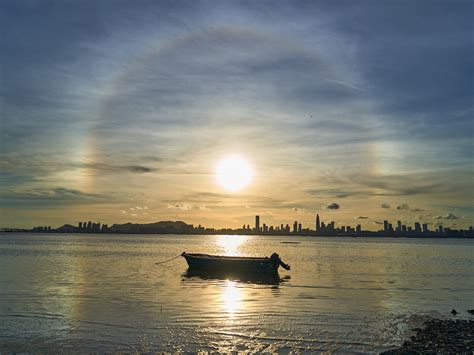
[[181, 252, 290, 274]]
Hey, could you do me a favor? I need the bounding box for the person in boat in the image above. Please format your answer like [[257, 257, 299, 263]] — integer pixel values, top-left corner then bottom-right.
[[270, 253, 291, 270]]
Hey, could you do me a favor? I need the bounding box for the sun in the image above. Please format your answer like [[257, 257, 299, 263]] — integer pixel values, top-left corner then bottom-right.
[[215, 155, 253, 191]]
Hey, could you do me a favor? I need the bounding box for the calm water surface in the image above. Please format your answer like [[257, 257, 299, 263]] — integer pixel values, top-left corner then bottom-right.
[[0, 233, 473, 353]]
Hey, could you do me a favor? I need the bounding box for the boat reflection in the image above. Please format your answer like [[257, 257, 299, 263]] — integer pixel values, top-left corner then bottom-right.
[[182, 268, 290, 285]]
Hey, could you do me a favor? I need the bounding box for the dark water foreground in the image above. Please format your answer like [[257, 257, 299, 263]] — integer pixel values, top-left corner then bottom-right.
[[0, 233, 473, 353]]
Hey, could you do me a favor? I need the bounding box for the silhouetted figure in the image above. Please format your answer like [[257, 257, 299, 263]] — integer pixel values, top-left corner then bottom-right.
[[270, 253, 291, 270]]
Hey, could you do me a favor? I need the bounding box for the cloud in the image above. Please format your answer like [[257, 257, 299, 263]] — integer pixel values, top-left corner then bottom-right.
[[381, 203, 391, 209], [167, 203, 192, 211], [306, 188, 362, 198], [410, 208, 424, 212], [326, 203, 340, 210], [396, 204, 410, 210], [374, 221, 383, 225], [0, 154, 156, 177], [77, 162, 155, 174], [435, 213, 459, 220], [0, 187, 109, 206], [357, 216, 369, 219], [126, 165, 154, 173], [322, 173, 445, 197], [445, 213, 458, 220]]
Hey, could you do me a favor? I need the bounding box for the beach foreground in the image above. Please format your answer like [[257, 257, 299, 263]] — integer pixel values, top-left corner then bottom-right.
[[382, 318, 473, 354], [2, 318, 473, 354]]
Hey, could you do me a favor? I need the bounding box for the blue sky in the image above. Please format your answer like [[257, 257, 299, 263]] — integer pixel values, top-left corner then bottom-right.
[[1, 0, 473, 229]]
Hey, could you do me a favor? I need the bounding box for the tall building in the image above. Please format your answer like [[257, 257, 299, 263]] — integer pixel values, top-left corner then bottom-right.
[[255, 215, 260, 233], [315, 214, 320, 231], [414, 222, 421, 233], [422, 223, 429, 233], [293, 221, 298, 233], [383, 220, 389, 232]]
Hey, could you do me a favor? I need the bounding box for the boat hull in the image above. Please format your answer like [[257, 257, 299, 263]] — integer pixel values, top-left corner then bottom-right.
[[182, 253, 280, 274]]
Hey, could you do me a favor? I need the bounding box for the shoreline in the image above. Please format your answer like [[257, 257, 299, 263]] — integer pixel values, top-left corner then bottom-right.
[[381, 317, 473, 354]]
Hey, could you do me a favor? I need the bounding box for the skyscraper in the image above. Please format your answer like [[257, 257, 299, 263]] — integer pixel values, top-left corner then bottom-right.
[[414, 222, 421, 233], [316, 214, 320, 231], [255, 215, 260, 233]]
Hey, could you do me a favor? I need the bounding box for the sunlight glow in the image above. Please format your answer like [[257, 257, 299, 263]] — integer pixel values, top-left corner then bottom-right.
[[215, 155, 253, 191], [222, 280, 242, 316], [216, 235, 247, 256]]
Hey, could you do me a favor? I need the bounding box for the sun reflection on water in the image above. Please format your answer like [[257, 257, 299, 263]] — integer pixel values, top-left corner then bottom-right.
[[216, 235, 248, 256], [221, 280, 242, 317]]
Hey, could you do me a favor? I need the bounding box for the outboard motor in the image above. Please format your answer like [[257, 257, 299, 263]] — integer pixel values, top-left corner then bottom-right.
[[270, 253, 291, 270]]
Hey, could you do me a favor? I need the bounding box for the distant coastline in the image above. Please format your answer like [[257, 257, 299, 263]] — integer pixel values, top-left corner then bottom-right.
[[2, 216, 473, 238]]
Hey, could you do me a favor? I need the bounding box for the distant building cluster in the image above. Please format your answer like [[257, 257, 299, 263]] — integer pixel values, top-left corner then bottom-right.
[[77, 221, 109, 232], [32, 226, 52, 232], [25, 214, 473, 238], [222, 214, 473, 238], [381, 219, 471, 238], [31, 221, 109, 233]]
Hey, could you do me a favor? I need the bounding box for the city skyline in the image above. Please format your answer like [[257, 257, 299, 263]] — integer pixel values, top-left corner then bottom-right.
[[14, 213, 472, 239], [1, 1, 473, 229], [3, 207, 471, 232]]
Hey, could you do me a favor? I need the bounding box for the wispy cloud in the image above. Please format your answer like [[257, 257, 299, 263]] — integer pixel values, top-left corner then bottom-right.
[[396, 204, 410, 210], [0, 187, 109, 206], [167, 203, 193, 211], [434, 213, 459, 220]]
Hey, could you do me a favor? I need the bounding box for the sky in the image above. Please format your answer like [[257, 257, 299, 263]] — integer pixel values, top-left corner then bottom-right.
[[1, 0, 473, 230]]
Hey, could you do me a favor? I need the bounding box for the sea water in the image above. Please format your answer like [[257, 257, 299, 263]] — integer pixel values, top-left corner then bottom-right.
[[0, 233, 473, 353]]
